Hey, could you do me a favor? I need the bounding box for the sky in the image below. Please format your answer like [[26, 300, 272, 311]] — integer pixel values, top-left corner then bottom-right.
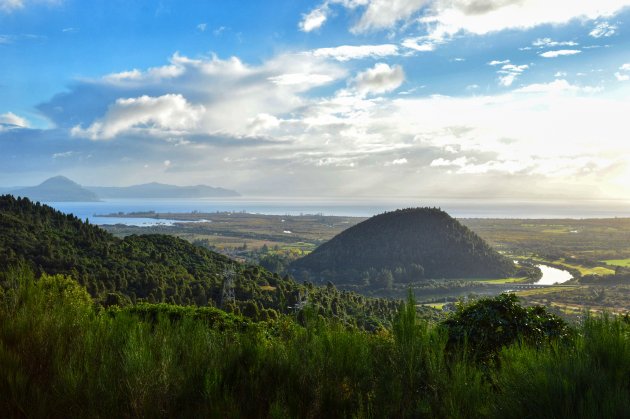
[[1, 0, 630, 200]]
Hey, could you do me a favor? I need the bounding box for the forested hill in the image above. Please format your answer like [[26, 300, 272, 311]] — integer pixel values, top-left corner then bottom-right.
[[0, 195, 399, 328], [290, 207, 515, 286]]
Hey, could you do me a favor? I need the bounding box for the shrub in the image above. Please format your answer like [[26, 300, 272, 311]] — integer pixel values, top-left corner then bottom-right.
[[442, 293, 572, 363]]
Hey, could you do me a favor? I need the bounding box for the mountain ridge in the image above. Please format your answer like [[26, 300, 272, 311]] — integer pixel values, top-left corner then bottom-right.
[[88, 182, 240, 198], [4, 176, 240, 202], [11, 176, 100, 202]]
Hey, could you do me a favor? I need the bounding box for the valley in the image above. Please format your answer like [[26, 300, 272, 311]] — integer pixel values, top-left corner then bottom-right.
[[100, 209, 630, 317]]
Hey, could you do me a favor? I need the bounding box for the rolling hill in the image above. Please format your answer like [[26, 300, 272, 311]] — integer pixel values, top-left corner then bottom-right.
[[290, 207, 515, 286]]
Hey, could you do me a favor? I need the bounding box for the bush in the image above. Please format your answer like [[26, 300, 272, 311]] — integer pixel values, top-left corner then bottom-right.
[[443, 293, 572, 363]]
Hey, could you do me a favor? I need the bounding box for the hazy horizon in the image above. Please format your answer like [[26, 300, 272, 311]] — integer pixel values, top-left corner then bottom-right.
[[2, 1, 630, 201]]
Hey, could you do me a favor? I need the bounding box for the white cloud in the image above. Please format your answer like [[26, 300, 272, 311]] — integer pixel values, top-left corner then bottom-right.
[[0, 0, 62, 13], [539, 49, 581, 58], [352, 0, 429, 33], [488, 59, 510, 66], [197, 23, 207, 32], [213, 26, 227, 36], [430, 156, 469, 167], [616, 64, 630, 81], [311, 44, 399, 61], [52, 151, 75, 159], [268, 73, 334, 86], [0, 0, 24, 12], [354, 63, 405, 95], [386, 158, 408, 166], [69, 52, 347, 138], [248, 113, 280, 134], [501, 64, 528, 72], [27, 50, 630, 199], [496, 63, 528, 87], [514, 79, 602, 94], [163, 160, 171, 167], [401, 36, 441, 52], [303, 0, 630, 54], [590, 21, 617, 38], [0, 111, 29, 128], [554, 71, 568, 77], [532, 38, 578, 47], [423, 0, 630, 40], [71, 94, 206, 140], [299, 6, 328, 32]]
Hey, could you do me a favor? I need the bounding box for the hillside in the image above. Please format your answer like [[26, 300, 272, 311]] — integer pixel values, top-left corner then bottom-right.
[[11, 176, 100, 202], [0, 195, 398, 328], [290, 207, 515, 286]]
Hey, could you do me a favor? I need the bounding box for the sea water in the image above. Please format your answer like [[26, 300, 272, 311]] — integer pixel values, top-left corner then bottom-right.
[[46, 197, 630, 226]]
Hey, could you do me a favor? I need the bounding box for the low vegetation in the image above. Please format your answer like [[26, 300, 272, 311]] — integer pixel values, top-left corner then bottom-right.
[[3, 267, 630, 417]]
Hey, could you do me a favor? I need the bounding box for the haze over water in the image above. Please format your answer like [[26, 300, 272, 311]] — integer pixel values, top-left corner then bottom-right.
[[47, 198, 630, 226]]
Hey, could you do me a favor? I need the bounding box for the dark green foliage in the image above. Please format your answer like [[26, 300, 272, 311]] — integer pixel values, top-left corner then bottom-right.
[[443, 293, 572, 363], [290, 207, 515, 286], [1, 270, 628, 418], [0, 195, 399, 327], [493, 315, 630, 418]]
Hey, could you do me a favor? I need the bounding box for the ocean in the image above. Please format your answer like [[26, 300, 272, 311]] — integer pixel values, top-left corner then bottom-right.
[[44, 197, 630, 226]]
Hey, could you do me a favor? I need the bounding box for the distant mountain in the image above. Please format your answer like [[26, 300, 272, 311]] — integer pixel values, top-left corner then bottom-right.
[[3, 177, 240, 201], [11, 176, 100, 202], [290, 208, 515, 286], [87, 182, 240, 198]]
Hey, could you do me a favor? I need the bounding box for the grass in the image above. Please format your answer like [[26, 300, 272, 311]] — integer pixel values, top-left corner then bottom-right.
[[420, 302, 447, 309], [475, 277, 528, 284], [603, 258, 630, 267], [514, 286, 577, 297]]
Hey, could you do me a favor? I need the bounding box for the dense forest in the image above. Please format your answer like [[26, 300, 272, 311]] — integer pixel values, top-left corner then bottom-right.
[[0, 195, 399, 329], [290, 208, 516, 287]]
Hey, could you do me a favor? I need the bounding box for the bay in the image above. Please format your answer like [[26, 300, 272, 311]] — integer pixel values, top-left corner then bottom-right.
[[44, 197, 630, 226]]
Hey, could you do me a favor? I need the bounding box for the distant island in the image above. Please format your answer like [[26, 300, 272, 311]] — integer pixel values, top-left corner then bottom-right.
[[87, 182, 239, 199], [9, 176, 100, 202], [3, 176, 240, 202]]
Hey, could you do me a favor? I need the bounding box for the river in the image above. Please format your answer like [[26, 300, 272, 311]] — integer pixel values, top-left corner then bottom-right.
[[535, 265, 573, 285]]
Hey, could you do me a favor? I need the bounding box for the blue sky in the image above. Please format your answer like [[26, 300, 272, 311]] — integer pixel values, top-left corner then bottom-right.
[[1, 0, 630, 200]]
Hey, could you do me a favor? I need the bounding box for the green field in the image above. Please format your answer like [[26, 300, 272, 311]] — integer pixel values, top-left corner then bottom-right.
[[475, 277, 529, 284], [550, 260, 615, 276], [603, 258, 630, 267]]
